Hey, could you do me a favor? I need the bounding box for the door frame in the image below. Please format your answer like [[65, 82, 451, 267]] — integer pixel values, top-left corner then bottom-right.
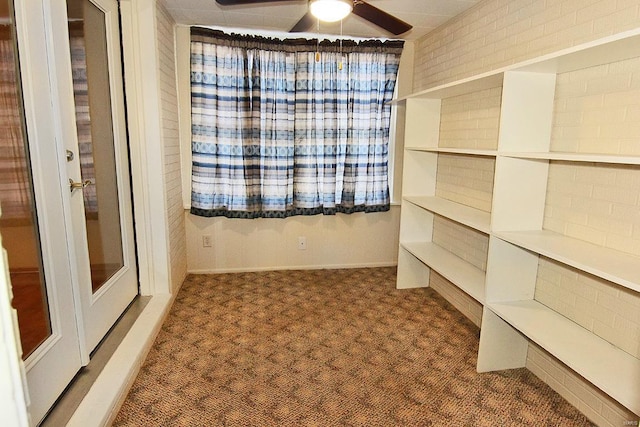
[[118, 0, 172, 298], [1, 0, 175, 424]]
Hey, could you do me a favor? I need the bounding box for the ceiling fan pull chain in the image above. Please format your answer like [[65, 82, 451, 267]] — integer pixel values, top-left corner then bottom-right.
[[315, 18, 320, 62], [338, 20, 343, 70]]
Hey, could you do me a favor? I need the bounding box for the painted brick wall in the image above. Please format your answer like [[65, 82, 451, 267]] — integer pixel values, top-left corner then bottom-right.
[[540, 56, 640, 371], [413, 0, 640, 424], [156, 3, 188, 292], [544, 161, 640, 255], [435, 154, 495, 213], [535, 55, 640, 416], [535, 257, 640, 359], [551, 57, 640, 156], [432, 216, 489, 272], [435, 88, 499, 213], [430, 214, 487, 329], [430, 85, 496, 337], [413, 0, 640, 92], [439, 87, 502, 150], [429, 272, 483, 328], [527, 343, 637, 426]]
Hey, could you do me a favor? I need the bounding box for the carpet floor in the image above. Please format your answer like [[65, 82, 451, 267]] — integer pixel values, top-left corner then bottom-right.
[[113, 267, 592, 426]]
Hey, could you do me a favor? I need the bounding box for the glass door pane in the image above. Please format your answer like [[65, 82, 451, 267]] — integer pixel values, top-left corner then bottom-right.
[[67, 0, 124, 293], [0, 0, 51, 358]]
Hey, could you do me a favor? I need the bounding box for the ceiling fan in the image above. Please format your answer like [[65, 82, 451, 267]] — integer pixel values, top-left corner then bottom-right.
[[215, 0, 413, 36]]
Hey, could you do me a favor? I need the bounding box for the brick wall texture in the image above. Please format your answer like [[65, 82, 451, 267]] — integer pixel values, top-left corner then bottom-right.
[[157, 3, 188, 292]]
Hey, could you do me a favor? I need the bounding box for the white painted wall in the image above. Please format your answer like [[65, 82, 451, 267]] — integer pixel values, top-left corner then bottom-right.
[[186, 207, 400, 273]]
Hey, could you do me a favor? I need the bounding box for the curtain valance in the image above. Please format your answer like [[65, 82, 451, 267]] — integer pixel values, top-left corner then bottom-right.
[[190, 27, 404, 54]]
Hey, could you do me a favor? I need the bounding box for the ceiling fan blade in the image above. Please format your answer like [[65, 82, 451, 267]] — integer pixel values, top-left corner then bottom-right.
[[216, 0, 299, 5], [289, 12, 315, 32], [352, 1, 412, 35]]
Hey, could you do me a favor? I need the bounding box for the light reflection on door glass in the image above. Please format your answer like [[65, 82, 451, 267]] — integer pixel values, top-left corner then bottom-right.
[[67, 0, 124, 293], [0, 0, 52, 359]]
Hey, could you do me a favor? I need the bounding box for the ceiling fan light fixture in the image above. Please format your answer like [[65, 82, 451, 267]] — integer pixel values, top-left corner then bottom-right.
[[309, 0, 352, 23]]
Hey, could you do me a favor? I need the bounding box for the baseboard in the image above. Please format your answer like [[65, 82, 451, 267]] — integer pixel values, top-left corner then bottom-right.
[[65, 293, 174, 427], [187, 261, 398, 275]]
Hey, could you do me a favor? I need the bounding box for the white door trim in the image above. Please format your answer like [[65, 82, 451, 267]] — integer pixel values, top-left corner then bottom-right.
[[119, 0, 171, 297]]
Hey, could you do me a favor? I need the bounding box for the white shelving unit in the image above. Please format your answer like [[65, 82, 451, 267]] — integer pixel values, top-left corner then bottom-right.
[[405, 147, 498, 157], [402, 241, 485, 303], [488, 300, 640, 414], [503, 152, 640, 165], [495, 230, 640, 294], [403, 196, 491, 234], [395, 29, 640, 417]]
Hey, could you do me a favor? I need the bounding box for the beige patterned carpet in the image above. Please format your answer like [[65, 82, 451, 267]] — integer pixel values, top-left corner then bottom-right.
[[113, 267, 591, 426]]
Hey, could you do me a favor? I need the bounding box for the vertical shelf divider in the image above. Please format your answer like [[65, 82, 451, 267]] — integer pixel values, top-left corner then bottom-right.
[[491, 157, 549, 232], [396, 98, 441, 289], [404, 98, 441, 149], [485, 237, 539, 302], [479, 70, 557, 371], [397, 246, 431, 289], [497, 71, 556, 153], [477, 308, 529, 372]]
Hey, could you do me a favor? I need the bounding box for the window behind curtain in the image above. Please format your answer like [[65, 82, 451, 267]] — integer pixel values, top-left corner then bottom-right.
[[190, 29, 403, 219]]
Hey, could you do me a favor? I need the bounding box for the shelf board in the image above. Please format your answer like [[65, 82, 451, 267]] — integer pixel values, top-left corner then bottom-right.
[[501, 152, 640, 165], [401, 241, 485, 303], [392, 29, 640, 103], [489, 300, 640, 415], [494, 230, 640, 294], [516, 28, 640, 74], [404, 196, 491, 234], [405, 147, 498, 157], [392, 72, 504, 102]]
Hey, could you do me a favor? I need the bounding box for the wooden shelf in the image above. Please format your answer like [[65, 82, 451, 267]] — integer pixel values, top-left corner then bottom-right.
[[400, 241, 485, 303], [405, 147, 497, 157], [502, 152, 640, 165], [494, 230, 640, 294], [404, 196, 491, 234], [489, 300, 640, 415]]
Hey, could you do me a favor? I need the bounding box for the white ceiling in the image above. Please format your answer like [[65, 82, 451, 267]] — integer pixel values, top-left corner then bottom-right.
[[162, 0, 481, 41]]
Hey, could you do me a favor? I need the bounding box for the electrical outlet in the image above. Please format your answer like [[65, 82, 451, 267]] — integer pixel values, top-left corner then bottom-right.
[[298, 236, 307, 250], [202, 235, 212, 247]]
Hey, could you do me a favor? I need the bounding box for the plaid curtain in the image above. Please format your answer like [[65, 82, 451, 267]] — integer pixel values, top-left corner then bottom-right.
[[190, 29, 403, 218]]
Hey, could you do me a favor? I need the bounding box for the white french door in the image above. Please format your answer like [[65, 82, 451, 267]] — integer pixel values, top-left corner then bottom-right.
[[7, 2, 83, 424], [4, 0, 138, 423], [49, 0, 139, 355]]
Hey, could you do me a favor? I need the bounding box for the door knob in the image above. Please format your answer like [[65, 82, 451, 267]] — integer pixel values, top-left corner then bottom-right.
[[69, 178, 94, 192]]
